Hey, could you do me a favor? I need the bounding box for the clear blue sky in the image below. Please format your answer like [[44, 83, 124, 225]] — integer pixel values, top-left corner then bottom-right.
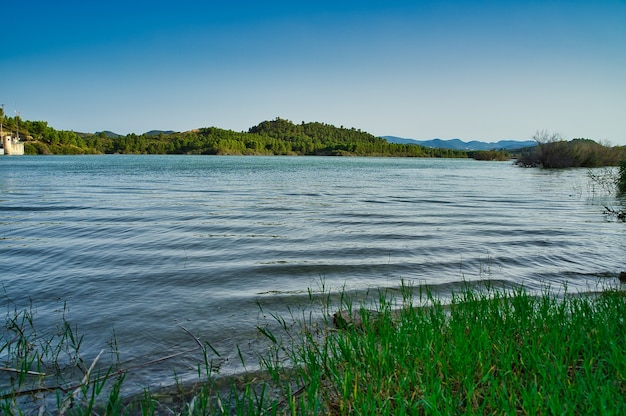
[[2, 1, 625, 145]]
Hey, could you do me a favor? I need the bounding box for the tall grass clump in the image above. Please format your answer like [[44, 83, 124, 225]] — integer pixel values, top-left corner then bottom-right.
[[0, 299, 291, 415], [262, 283, 626, 415], [0, 302, 127, 415], [0, 301, 265, 415]]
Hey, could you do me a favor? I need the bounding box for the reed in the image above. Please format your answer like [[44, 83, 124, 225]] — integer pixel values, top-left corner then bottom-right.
[[261, 282, 626, 415], [2, 282, 625, 414], [0, 302, 127, 415]]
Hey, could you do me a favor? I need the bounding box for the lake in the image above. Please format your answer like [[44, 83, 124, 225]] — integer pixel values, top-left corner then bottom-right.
[[1, 155, 624, 394]]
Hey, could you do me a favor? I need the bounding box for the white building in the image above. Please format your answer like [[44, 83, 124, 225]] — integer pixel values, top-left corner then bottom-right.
[[1, 134, 25, 155]]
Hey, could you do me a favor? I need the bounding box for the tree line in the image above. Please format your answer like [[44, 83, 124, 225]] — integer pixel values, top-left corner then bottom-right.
[[3, 115, 468, 158], [4, 114, 624, 169], [515, 130, 626, 168]]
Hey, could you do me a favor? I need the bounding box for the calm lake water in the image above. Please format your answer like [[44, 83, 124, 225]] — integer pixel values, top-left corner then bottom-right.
[[1, 155, 624, 394]]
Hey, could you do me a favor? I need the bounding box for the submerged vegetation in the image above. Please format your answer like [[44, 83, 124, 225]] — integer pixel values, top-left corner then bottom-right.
[[2, 283, 626, 414]]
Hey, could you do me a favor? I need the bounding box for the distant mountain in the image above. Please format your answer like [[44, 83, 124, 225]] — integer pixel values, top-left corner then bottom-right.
[[383, 136, 536, 151], [94, 130, 122, 138], [93, 130, 177, 138], [144, 130, 177, 137]]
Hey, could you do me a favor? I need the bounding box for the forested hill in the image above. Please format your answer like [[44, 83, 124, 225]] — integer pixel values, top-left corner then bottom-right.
[[245, 118, 467, 157], [4, 115, 467, 157], [249, 118, 380, 144]]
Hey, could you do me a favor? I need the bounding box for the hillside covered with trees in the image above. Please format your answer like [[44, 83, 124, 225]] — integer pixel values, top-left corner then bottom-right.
[[2, 114, 466, 158], [4, 113, 624, 167]]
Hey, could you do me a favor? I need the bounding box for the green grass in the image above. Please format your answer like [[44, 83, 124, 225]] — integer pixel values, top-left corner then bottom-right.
[[2, 282, 626, 414], [264, 283, 626, 415]]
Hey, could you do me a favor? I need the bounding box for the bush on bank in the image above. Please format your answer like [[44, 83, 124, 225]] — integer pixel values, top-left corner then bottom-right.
[[515, 130, 626, 169]]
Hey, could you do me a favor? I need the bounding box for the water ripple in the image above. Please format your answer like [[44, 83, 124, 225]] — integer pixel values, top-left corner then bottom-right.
[[1, 155, 623, 393]]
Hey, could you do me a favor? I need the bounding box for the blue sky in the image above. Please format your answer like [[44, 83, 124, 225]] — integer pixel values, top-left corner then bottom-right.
[[2, 1, 625, 145]]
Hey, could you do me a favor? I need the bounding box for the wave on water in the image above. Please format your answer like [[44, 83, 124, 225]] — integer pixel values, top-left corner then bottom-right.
[[1, 155, 624, 397]]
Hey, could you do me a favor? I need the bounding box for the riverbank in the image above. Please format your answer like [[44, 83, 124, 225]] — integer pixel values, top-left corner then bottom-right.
[[255, 282, 626, 415], [2, 281, 625, 414]]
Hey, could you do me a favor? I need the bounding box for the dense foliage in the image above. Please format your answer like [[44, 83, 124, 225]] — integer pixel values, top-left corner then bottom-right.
[[515, 130, 626, 168], [2, 114, 467, 158], [467, 149, 511, 161]]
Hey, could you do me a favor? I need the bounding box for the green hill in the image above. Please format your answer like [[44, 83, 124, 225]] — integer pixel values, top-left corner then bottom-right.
[[7, 115, 467, 157]]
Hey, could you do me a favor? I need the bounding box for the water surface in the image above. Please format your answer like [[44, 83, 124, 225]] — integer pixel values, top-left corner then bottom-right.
[[1, 155, 624, 392]]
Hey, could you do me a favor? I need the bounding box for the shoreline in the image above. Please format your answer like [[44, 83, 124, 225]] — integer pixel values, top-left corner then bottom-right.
[[6, 280, 625, 414]]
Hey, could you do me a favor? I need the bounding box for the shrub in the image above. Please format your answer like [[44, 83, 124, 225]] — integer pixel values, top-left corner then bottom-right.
[[516, 130, 626, 169], [24, 141, 51, 155], [470, 150, 510, 161]]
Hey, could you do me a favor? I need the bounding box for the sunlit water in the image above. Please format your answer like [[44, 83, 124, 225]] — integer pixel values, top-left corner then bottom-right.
[[1, 155, 624, 394]]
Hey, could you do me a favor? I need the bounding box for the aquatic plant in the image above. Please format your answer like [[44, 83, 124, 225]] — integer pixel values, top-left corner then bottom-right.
[[2, 281, 626, 414], [0, 302, 124, 414]]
